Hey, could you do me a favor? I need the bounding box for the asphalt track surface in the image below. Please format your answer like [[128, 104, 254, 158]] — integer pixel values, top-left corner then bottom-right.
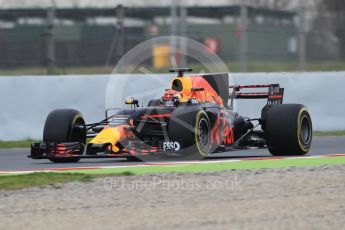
[[0, 136, 344, 171]]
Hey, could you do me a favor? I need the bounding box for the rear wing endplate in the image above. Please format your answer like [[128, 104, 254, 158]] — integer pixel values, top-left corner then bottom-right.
[[229, 84, 284, 110]]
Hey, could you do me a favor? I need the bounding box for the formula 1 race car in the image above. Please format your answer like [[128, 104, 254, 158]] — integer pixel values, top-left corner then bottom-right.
[[30, 68, 312, 163]]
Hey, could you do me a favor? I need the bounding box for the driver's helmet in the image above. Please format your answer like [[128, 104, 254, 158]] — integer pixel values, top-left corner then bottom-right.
[[161, 89, 180, 107]]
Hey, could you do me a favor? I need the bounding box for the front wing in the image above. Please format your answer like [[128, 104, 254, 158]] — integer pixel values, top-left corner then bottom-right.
[[29, 141, 181, 160]]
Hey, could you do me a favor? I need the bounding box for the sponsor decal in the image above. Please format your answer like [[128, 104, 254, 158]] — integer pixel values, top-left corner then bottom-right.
[[223, 118, 234, 144], [211, 113, 221, 145], [224, 126, 234, 144], [163, 141, 181, 151]]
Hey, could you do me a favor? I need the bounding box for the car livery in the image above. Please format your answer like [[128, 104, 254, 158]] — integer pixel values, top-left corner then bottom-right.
[[30, 68, 312, 162]]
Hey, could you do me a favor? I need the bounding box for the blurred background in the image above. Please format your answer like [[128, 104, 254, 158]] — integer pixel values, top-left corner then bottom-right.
[[0, 0, 344, 75]]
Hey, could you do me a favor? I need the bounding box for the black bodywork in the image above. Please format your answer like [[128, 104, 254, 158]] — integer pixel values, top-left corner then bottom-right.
[[30, 70, 285, 160]]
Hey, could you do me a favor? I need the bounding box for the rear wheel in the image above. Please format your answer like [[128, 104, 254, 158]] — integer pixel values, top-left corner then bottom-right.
[[264, 104, 312, 156], [43, 109, 86, 163]]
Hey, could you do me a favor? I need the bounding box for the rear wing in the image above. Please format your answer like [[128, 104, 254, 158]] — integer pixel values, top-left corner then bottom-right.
[[229, 84, 284, 109]]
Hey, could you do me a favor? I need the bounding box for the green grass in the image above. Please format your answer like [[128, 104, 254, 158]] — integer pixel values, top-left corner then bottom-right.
[[1, 156, 344, 190], [130, 60, 345, 74], [1, 60, 345, 76], [58, 156, 345, 175], [0, 140, 39, 149], [0, 66, 114, 76], [0, 172, 133, 190], [314, 130, 345, 136]]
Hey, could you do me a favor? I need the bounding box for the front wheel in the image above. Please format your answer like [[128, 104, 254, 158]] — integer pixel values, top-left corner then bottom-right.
[[264, 104, 312, 156], [43, 109, 86, 163], [168, 108, 212, 160]]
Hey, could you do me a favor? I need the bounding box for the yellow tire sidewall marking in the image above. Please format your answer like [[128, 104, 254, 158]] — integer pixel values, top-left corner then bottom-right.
[[194, 110, 210, 157], [297, 108, 309, 153]]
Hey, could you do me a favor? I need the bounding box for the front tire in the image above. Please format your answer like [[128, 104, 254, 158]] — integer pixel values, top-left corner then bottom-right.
[[264, 104, 312, 156], [43, 109, 86, 163], [168, 108, 212, 160]]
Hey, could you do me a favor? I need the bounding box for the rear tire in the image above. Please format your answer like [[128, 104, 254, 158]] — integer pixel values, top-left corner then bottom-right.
[[43, 109, 86, 163], [264, 104, 312, 156]]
